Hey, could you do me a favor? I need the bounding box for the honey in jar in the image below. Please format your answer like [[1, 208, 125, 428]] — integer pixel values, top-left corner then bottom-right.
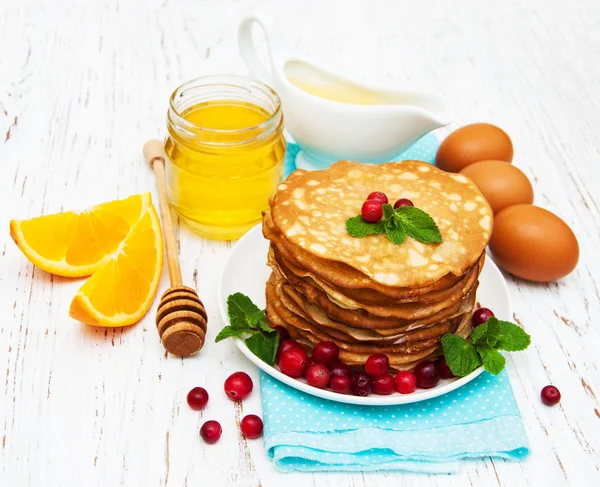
[[164, 75, 286, 240]]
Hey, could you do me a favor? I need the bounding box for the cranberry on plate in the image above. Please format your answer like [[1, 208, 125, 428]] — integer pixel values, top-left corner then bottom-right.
[[414, 360, 440, 389], [306, 363, 330, 389], [395, 371, 417, 394], [372, 373, 395, 395], [364, 353, 390, 377], [472, 307, 494, 327], [367, 191, 389, 205], [351, 371, 373, 397], [329, 360, 351, 377], [393, 198, 414, 208], [312, 341, 340, 367], [279, 347, 309, 378], [437, 357, 455, 379], [330, 375, 352, 394]]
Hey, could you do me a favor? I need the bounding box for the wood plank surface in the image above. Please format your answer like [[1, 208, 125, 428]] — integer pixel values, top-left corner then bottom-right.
[[1, 0, 599, 485]]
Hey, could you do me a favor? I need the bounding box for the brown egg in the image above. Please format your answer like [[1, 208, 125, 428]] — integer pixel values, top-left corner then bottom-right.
[[436, 123, 513, 173], [460, 160, 533, 214], [490, 205, 579, 282]]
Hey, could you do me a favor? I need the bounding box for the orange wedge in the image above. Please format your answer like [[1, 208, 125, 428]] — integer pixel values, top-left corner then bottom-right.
[[10, 193, 153, 277], [69, 205, 164, 327]]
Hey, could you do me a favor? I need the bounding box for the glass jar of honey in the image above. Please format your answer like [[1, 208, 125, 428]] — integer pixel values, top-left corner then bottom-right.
[[164, 75, 286, 240]]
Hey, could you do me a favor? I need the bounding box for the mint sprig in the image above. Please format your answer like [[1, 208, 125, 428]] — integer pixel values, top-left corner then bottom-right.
[[346, 204, 442, 246], [216, 293, 279, 365], [441, 317, 530, 377]]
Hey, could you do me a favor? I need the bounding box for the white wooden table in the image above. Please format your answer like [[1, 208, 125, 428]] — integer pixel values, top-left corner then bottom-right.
[[2, 0, 599, 485]]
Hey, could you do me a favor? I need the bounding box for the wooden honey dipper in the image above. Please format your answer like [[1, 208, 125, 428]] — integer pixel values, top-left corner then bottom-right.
[[143, 140, 208, 357]]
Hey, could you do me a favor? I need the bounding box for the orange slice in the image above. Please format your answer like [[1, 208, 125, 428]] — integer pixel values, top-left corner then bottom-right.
[[69, 205, 164, 327], [10, 193, 153, 277]]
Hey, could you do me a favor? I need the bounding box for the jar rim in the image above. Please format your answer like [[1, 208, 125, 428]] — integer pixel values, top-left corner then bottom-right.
[[168, 74, 282, 137]]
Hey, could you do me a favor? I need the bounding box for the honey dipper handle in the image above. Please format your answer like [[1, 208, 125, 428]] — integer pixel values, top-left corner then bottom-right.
[[143, 140, 183, 287]]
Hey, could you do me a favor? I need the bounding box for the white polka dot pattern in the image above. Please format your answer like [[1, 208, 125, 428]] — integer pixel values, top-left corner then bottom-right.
[[259, 370, 529, 473]]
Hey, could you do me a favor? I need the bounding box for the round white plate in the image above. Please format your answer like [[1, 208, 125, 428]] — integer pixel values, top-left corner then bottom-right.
[[217, 224, 511, 406]]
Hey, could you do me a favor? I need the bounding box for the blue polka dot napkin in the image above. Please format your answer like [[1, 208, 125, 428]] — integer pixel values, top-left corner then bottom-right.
[[261, 133, 529, 473], [283, 132, 441, 176], [260, 370, 529, 473]]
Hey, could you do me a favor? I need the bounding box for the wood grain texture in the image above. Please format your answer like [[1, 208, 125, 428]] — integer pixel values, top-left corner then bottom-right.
[[1, 0, 599, 485]]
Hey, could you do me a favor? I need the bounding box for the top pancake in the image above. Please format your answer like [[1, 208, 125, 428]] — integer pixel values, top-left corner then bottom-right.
[[270, 160, 493, 288]]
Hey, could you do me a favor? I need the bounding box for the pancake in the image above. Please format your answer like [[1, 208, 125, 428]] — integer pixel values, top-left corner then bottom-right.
[[270, 245, 482, 319], [263, 212, 468, 299], [269, 246, 481, 327], [270, 160, 493, 287]]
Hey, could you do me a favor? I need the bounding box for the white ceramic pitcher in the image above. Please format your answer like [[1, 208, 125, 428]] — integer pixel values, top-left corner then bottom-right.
[[238, 13, 454, 170]]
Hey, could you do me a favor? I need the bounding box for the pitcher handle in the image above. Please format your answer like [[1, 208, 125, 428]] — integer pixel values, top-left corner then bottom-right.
[[238, 13, 277, 84]]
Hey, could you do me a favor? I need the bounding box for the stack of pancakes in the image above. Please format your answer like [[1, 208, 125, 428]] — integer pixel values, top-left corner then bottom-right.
[[263, 160, 493, 370]]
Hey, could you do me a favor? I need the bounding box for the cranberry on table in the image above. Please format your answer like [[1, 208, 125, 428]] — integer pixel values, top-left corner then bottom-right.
[[393, 198, 414, 208], [372, 373, 395, 395], [541, 385, 561, 406], [361, 200, 384, 223], [306, 363, 331, 389], [330, 375, 352, 394], [364, 353, 390, 377], [414, 360, 440, 389], [200, 420, 222, 444], [366, 191, 389, 205], [276, 339, 301, 361], [437, 357, 455, 379], [240, 414, 264, 439], [270, 325, 290, 341], [472, 307, 495, 327], [329, 360, 351, 377], [224, 371, 253, 401], [187, 387, 209, 410], [395, 371, 417, 394], [279, 347, 309, 378], [351, 371, 373, 397], [312, 341, 340, 367]]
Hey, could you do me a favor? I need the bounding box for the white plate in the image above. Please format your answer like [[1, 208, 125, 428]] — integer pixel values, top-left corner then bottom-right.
[[217, 224, 511, 406]]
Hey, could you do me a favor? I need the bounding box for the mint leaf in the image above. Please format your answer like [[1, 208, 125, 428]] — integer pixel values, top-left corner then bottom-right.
[[227, 293, 261, 329], [215, 325, 247, 343], [441, 334, 482, 377], [245, 332, 280, 365], [385, 223, 407, 245], [382, 203, 395, 220], [345, 215, 386, 238], [247, 309, 266, 327], [470, 317, 502, 348], [496, 320, 531, 351], [256, 317, 278, 334], [477, 345, 506, 375], [395, 206, 442, 244]]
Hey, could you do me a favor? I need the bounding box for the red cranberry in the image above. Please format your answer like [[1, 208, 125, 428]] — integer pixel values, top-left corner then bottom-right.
[[472, 307, 494, 327], [304, 357, 318, 376], [351, 371, 373, 396], [276, 339, 301, 361], [240, 414, 263, 439], [414, 361, 440, 389], [329, 360, 351, 377], [187, 387, 209, 410], [437, 357, 455, 379], [364, 353, 390, 377], [200, 420, 222, 444], [361, 200, 383, 223], [312, 341, 340, 367], [270, 325, 290, 341], [306, 363, 330, 389], [367, 191, 388, 205], [541, 385, 561, 406], [330, 375, 352, 394], [393, 198, 414, 208], [395, 371, 417, 394], [372, 373, 395, 395], [224, 371, 253, 401], [279, 347, 309, 378]]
